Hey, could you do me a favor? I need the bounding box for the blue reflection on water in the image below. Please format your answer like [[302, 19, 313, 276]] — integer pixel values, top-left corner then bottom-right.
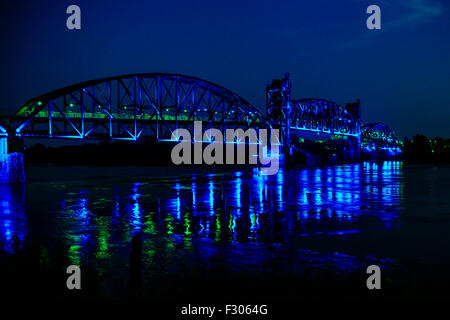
[[191, 180, 197, 212], [173, 182, 182, 220], [234, 172, 241, 212], [209, 179, 214, 216], [130, 182, 144, 233], [0, 161, 405, 276]]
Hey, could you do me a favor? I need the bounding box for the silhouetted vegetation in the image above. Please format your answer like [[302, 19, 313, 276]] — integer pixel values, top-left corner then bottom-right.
[[403, 134, 450, 163], [294, 138, 359, 164], [24, 140, 263, 167], [24, 140, 174, 166], [23, 134, 450, 166]]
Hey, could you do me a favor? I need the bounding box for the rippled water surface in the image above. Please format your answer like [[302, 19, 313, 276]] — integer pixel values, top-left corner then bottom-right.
[[1, 162, 450, 298]]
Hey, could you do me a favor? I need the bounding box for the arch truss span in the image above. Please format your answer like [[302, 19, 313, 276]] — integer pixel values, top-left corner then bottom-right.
[[290, 98, 360, 137], [361, 122, 402, 151], [11, 73, 270, 141]]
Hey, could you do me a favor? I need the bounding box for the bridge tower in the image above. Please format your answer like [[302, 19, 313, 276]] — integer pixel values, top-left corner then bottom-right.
[[266, 73, 292, 150]]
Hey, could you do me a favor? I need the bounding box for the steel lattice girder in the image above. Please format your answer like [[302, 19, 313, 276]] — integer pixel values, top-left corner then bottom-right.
[[290, 99, 360, 136], [11, 73, 271, 141], [0, 73, 366, 145], [361, 122, 401, 148]]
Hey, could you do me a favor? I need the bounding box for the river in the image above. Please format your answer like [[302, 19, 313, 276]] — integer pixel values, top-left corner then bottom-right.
[[1, 162, 449, 299]]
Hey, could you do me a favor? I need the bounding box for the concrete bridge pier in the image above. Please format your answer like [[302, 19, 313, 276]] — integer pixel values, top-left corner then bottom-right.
[[0, 136, 25, 183]]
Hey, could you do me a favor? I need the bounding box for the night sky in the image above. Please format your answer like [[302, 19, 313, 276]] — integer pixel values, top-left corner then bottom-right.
[[1, 0, 449, 138]]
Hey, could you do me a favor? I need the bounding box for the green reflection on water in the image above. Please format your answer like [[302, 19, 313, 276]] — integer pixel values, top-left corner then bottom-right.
[[184, 211, 192, 236], [96, 216, 111, 259], [144, 211, 157, 235], [215, 215, 221, 242], [68, 244, 82, 265]]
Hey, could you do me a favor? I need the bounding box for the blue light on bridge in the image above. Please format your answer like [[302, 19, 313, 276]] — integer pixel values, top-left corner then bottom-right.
[[290, 125, 359, 137]]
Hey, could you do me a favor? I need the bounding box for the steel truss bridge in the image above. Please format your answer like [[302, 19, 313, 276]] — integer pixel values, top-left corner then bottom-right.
[[1, 73, 270, 143], [291, 99, 359, 134], [0, 72, 396, 152], [265, 74, 360, 149], [361, 122, 402, 151]]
